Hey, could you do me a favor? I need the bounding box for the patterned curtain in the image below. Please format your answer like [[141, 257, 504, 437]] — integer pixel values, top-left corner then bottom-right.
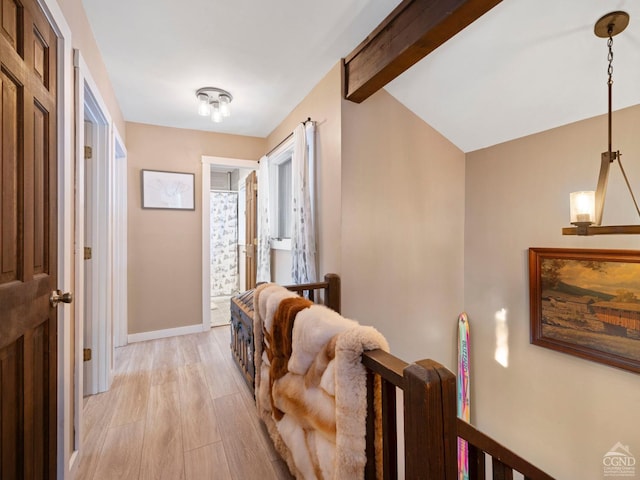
[[210, 191, 239, 296], [256, 155, 271, 283], [291, 122, 317, 284]]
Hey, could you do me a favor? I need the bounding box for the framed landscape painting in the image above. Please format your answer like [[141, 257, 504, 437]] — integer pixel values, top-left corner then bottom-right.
[[529, 248, 640, 374]]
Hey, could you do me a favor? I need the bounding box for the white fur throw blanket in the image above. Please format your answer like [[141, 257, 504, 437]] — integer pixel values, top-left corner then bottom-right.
[[253, 283, 389, 479]]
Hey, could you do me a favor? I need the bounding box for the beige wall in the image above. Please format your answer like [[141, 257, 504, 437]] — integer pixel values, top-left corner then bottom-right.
[[341, 89, 466, 367], [465, 104, 640, 479], [127, 122, 265, 334], [57, 0, 125, 137], [266, 63, 343, 281]]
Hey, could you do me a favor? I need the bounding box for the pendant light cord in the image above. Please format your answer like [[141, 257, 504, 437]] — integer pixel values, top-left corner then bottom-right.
[[607, 32, 613, 154]]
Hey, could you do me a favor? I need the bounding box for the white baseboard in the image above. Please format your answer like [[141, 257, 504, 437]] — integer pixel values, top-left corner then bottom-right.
[[127, 323, 208, 343]]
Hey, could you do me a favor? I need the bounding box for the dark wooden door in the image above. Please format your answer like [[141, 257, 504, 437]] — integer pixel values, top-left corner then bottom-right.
[[245, 171, 257, 289], [0, 0, 59, 477]]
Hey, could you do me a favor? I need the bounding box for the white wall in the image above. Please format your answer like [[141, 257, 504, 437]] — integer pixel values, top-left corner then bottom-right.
[[465, 104, 640, 480], [272, 249, 293, 285]]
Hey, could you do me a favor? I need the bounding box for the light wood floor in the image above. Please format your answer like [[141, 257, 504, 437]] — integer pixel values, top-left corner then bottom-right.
[[73, 326, 294, 480], [210, 297, 231, 327]]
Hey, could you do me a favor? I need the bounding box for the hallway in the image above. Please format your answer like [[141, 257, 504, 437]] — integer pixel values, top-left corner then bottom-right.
[[73, 326, 293, 480]]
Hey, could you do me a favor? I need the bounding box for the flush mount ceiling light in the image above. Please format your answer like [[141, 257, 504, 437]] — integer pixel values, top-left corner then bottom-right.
[[563, 11, 640, 236], [195, 87, 233, 123]]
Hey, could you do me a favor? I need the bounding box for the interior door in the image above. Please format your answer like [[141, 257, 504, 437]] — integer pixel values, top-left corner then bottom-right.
[[245, 171, 257, 289], [0, 0, 59, 477]]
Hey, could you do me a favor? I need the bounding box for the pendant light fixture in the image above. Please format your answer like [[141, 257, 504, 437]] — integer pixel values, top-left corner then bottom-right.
[[563, 11, 640, 236], [195, 87, 233, 124]]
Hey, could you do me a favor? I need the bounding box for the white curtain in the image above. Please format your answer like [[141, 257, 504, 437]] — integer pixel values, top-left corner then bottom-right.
[[210, 191, 239, 296], [256, 155, 271, 283], [291, 122, 317, 284]]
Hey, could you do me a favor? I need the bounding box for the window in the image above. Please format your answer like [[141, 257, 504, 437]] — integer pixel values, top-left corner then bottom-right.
[[269, 142, 294, 248], [276, 158, 292, 238]]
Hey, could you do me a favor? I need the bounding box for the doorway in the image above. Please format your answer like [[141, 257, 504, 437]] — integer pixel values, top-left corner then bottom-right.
[[82, 86, 112, 396], [201, 156, 258, 330], [73, 49, 127, 406], [208, 166, 257, 325], [209, 167, 239, 326]]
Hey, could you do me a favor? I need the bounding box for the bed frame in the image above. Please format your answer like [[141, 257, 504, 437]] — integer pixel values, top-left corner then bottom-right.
[[230, 274, 555, 479]]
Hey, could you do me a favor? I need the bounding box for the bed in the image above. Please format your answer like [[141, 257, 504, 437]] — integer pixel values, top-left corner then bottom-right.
[[229, 274, 554, 479]]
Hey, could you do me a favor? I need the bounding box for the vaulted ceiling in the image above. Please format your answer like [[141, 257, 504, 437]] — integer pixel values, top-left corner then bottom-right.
[[83, 0, 640, 153]]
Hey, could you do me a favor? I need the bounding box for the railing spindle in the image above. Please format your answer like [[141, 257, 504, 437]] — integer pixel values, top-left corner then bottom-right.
[[381, 378, 398, 480], [365, 369, 377, 479], [492, 458, 513, 480], [468, 443, 486, 480]]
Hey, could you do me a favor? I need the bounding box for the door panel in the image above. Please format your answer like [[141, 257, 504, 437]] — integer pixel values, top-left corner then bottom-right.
[[1, 0, 18, 50], [0, 70, 18, 284], [33, 102, 49, 275], [0, 0, 58, 476]]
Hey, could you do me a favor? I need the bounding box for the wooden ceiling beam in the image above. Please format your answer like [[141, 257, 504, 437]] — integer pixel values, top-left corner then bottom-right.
[[343, 0, 503, 103]]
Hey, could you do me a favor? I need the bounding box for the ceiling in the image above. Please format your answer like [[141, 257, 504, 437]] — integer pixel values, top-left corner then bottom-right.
[[82, 0, 640, 153]]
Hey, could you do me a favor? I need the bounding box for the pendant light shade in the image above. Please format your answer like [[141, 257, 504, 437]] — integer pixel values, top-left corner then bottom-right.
[[569, 191, 595, 223]]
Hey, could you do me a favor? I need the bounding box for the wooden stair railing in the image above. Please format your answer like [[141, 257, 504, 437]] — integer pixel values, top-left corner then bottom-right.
[[362, 350, 555, 480], [284, 273, 341, 313]]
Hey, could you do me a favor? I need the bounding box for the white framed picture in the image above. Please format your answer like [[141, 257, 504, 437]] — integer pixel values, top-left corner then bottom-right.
[[141, 169, 195, 210]]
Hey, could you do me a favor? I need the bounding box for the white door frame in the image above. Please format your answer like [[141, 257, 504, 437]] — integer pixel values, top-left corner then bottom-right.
[[74, 50, 114, 399], [112, 128, 128, 349], [201, 156, 258, 329], [82, 119, 94, 396]]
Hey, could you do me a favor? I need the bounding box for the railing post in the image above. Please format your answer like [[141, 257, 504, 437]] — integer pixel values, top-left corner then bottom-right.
[[324, 273, 341, 313], [403, 360, 457, 479]]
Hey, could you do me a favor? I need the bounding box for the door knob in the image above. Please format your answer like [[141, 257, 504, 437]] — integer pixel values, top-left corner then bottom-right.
[[50, 290, 73, 307]]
